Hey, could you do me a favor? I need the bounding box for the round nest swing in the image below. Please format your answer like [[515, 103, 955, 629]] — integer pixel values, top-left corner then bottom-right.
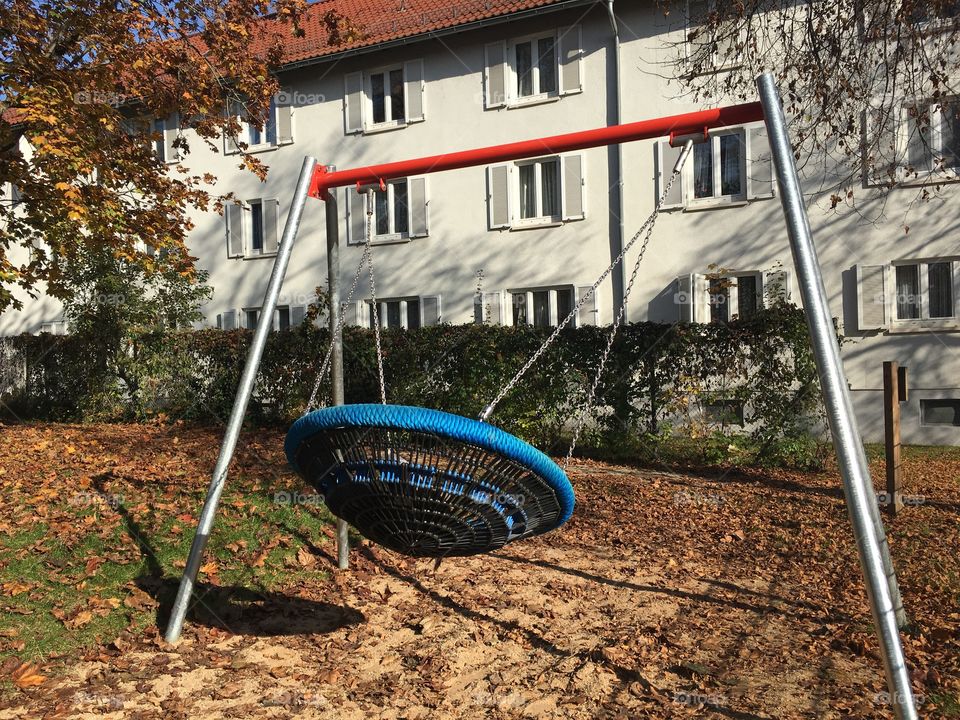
[[285, 404, 575, 558]]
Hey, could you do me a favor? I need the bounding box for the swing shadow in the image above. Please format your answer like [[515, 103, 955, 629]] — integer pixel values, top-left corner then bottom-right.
[[92, 474, 365, 638], [360, 545, 769, 720], [493, 554, 846, 624]]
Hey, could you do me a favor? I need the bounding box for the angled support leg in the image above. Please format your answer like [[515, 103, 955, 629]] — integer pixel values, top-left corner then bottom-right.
[[165, 156, 318, 643], [757, 74, 916, 720]]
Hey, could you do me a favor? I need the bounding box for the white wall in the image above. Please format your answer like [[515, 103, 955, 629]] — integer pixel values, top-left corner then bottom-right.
[[3, 3, 958, 443]]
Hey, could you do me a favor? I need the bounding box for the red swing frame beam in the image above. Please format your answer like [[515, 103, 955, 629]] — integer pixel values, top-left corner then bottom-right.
[[307, 102, 763, 199]]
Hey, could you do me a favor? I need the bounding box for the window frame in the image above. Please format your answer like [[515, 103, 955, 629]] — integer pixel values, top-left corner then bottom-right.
[[364, 63, 407, 131], [370, 179, 411, 242], [240, 199, 278, 259], [706, 271, 763, 324], [512, 156, 563, 228], [228, 98, 284, 154], [867, 97, 960, 185], [902, 98, 960, 179], [684, 128, 748, 208], [506, 31, 561, 106], [685, 0, 745, 74], [891, 258, 959, 327], [507, 285, 576, 328]]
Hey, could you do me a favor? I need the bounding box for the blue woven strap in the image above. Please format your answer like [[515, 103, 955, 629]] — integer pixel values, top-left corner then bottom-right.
[[285, 404, 575, 524]]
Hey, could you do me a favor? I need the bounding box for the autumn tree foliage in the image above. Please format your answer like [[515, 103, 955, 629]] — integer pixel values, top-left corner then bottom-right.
[[664, 0, 960, 211], [0, 1, 356, 313]]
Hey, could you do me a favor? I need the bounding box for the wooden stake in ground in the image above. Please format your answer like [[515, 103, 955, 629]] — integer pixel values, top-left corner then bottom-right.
[[883, 361, 905, 517]]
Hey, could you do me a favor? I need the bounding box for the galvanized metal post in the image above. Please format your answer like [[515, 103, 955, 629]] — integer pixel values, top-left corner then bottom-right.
[[324, 186, 350, 570], [756, 73, 917, 720], [164, 156, 318, 644]]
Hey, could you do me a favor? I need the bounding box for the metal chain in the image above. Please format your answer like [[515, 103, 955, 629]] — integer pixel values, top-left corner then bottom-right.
[[479, 144, 690, 423], [364, 189, 388, 405], [565, 183, 666, 464], [305, 240, 372, 412]]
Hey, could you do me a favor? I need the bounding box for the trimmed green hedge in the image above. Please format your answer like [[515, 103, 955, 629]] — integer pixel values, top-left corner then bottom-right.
[[0, 305, 829, 467]]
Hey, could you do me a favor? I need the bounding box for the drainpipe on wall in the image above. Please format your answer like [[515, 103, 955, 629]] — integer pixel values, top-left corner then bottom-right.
[[606, 0, 628, 320]]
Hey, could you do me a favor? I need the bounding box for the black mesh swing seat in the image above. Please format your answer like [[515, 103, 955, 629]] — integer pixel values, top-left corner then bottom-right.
[[285, 404, 576, 558]]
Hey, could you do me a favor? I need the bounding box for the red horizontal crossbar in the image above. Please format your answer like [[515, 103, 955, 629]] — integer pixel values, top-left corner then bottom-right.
[[309, 101, 764, 199]]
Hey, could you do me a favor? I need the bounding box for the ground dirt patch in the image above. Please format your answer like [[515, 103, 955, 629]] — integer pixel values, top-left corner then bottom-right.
[[0, 423, 957, 718]]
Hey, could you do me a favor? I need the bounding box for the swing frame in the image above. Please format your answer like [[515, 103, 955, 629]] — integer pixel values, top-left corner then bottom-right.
[[164, 73, 917, 720]]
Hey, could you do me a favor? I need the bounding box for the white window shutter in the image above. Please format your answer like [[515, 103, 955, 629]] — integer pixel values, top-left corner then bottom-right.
[[408, 177, 429, 237], [487, 165, 511, 229], [692, 274, 711, 323], [404, 60, 425, 123], [163, 113, 180, 163], [477, 291, 504, 325], [291, 305, 306, 327], [346, 187, 366, 244], [226, 203, 244, 258], [341, 301, 358, 327], [856, 264, 889, 331], [561, 154, 585, 221], [764, 269, 792, 306], [676, 275, 694, 322], [276, 103, 294, 145], [558, 25, 583, 95], [747, 125, 775, 199], [576, 286, 598, 327], [484, 42, 507, 109], [263, 198, 280, 254], [866, 105, 900, 186], [421, 295, 441, 326], [656, 141, 684, 209], [222, 309, 237, 330], [344, 72, 364, 133]]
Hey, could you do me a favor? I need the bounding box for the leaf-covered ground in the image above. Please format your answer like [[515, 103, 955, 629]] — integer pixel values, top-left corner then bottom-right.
[[0, 422, 957, 719]]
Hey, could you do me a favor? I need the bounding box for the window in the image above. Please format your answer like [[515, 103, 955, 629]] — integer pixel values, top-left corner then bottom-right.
[[657, 124, 773, 210], [707, 274, 760, 323], [905, 100, 960, 174], [856, 259, 960, 331], [39, 321, 68, 335], [225, 98, 293, 153], [512, 34, 557, 100], [344, 60, 424, 134], [373, 181, 410, 238], [483, 27, 581, 110], [517, 159, 561, 222], [920, 399, 960, 426], [687, 0, 743, 72], [487, 154, 584, 230], [369, 68, 405, 125], [692, 132, 744, 203], [478, 286, 592, 326], [354, 295, 441, 329], [346, 178, 429, 245], [908, 0, 960, 26], [704, 399, 745, 426], [150, 114, 179, 164], [509, 287, 575, 327], [217, 306, 305, 331], [677, 270, 781, 323], [894, 261, 955, 321], [866, 99, 960, 183], [226, 198, 280, 259]]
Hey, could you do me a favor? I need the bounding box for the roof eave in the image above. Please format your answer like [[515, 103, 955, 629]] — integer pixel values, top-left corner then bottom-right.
[[278, 0, 599, 73]]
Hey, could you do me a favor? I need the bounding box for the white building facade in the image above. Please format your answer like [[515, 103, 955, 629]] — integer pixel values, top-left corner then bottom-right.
[[4, 0, 960, 444]]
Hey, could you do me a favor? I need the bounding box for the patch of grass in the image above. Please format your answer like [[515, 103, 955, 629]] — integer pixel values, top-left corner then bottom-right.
[[0, 468, 336, 665], [929, 691, 960, 717]]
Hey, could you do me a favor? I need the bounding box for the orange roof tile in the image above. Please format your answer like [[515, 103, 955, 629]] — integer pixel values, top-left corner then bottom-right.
[[272, 0, 584, 65]]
